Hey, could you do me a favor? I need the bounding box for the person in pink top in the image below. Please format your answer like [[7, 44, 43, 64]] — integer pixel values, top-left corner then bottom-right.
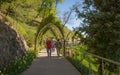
[[46, 38, 52, 57]]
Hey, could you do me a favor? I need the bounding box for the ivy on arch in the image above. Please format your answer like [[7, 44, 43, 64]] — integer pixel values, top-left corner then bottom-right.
[[34, 14, 64, 51]]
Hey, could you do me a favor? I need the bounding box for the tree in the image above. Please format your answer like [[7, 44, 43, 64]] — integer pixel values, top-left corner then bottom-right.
[[61, 8, 74, 56], [0, 0, 14, 5], [34, 0, 64, 51], [75, 0, 120, 74], [0, 0, 40, 23]]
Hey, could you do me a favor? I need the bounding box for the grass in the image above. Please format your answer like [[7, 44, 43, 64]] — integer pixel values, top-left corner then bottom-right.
[[6, 16, 37, 48]]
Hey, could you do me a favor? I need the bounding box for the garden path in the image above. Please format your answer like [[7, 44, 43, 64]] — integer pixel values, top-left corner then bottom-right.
[[21, 49, 81, 75]]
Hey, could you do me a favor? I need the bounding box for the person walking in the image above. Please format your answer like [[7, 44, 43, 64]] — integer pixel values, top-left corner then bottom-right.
[[51, 39, 56, 52], [45, 38, 52, 57], [56, 39, 62, 57]]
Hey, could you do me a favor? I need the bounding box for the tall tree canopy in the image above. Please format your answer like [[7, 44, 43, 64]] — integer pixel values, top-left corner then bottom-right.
[[76, 0, 120, 61], [75, 0, 120, 74], [0, 0, 40, 23]]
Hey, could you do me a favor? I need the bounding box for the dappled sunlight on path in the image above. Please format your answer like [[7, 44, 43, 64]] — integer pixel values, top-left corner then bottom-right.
[[21, 49, 81, 75]]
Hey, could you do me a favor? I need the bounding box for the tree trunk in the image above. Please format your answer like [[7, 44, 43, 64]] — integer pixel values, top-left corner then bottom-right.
[[34, 35, 38, 52]]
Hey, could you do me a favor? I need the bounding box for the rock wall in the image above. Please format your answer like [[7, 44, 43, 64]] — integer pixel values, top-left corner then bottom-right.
[[0, 12, 28, 68]]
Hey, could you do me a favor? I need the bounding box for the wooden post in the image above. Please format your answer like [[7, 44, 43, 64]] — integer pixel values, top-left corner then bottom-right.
[[88, 56, 92, 75], [101, 59, 104, 75], [118, 66, 120, 75]]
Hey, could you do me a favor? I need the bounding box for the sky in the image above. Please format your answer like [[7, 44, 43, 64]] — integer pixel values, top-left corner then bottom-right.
[[57, 0, 83, 30]]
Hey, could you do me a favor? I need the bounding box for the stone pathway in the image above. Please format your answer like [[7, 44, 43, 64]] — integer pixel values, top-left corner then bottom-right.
[[21, 49, 81, 75]]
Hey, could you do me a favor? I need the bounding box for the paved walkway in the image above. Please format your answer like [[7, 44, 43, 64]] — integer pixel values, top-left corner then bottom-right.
[[21, 49, 81, 75]]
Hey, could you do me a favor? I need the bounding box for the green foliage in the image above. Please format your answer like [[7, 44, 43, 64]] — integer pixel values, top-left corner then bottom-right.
[[21, 23, 36, 47], [0, 0, 39, 23], [34, 13, 66, 51], [37, 0, 64, 18], [6, 15, 36, 48], [0, 50, 36, 75], [80, 0, 120, 61], [66, 56, 89, 75], [0, 0, 67, 51], [74, 0, 120, 74], [0, 0, 14, 5], [66, 45, 98, 75]]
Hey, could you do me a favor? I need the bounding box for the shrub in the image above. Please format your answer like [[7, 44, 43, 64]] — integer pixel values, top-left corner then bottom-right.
[[0, 50, 36, 75]]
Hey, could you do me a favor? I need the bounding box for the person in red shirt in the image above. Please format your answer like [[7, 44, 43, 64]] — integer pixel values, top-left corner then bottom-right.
[[46, 38, 52, 57]]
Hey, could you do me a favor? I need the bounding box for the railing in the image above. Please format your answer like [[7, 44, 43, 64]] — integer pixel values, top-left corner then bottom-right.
[[83, 51, 120, 75], [65, 45, 120, 75]]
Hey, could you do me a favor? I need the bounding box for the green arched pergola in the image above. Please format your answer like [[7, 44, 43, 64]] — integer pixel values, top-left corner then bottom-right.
[[34, 14, 64, 51]]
